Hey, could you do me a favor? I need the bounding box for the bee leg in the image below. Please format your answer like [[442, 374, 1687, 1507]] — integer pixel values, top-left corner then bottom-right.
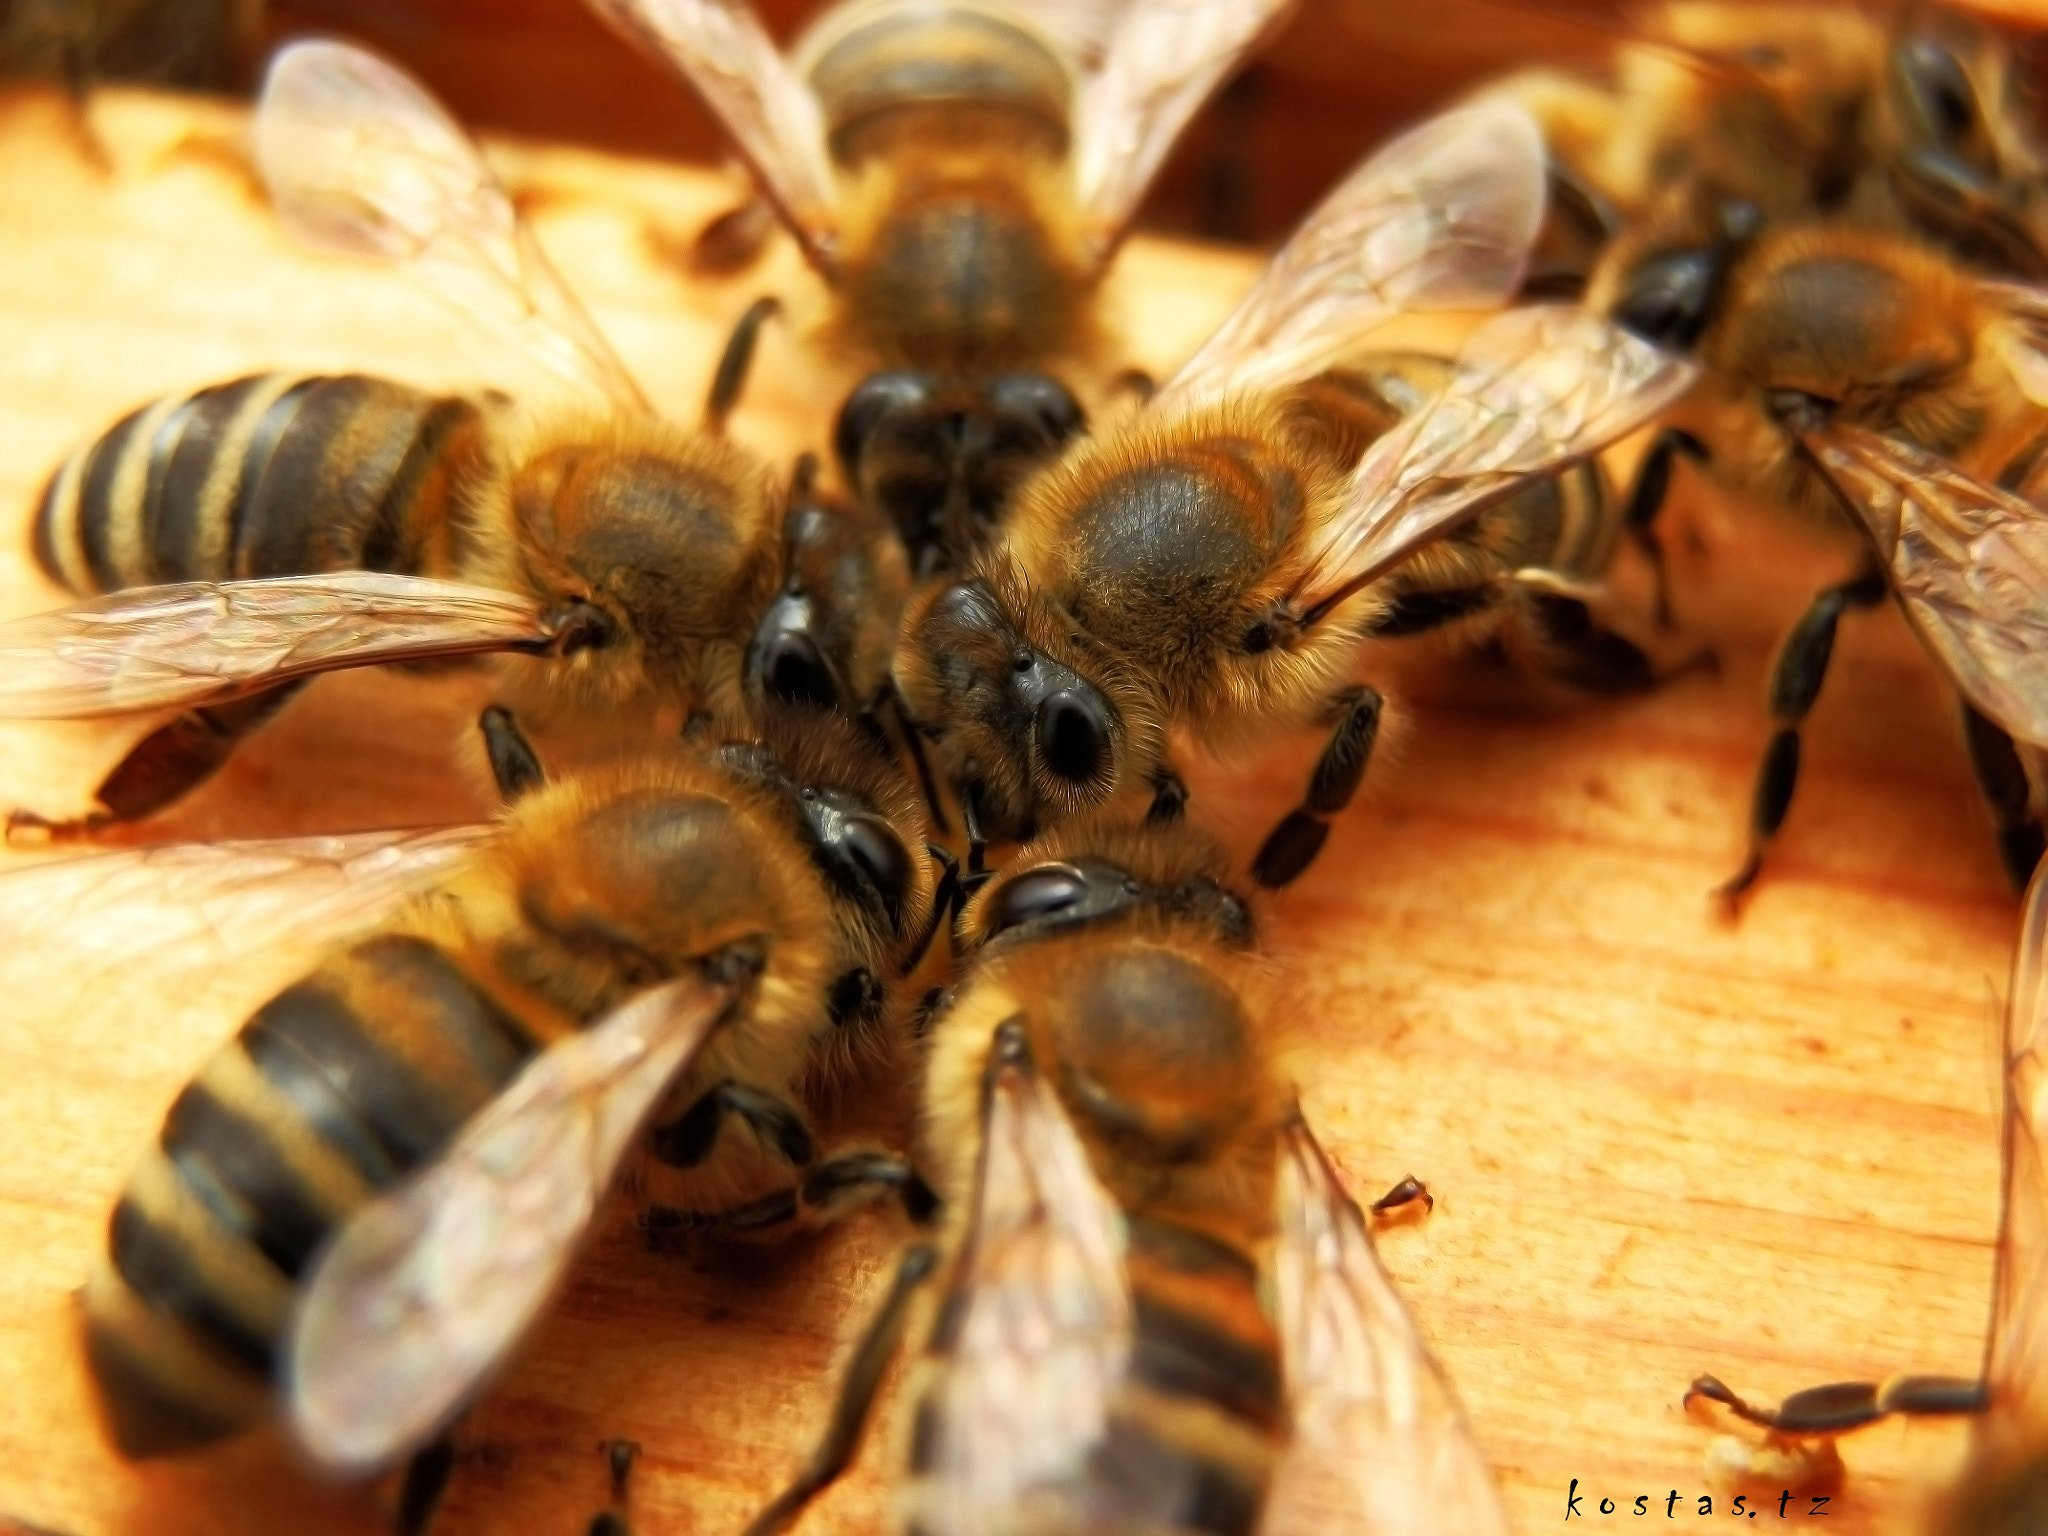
[[478, 706, 546, 802], [704, 296, 782, 433], [584, 1439, 637, 1536], [742, 1244, 941, 1536], [6, 681, 303, 843], [1250, 685, 1383, 889], [800, 1150, 940, 1225], [1145, 767, 1189, 824], [394, 1434, 457, 1536], [1685, 1373, 1983, 1435], [691, 194, 778, 275], [878, 679, 949, 835], [1719, 569, 1887, 907], [648, 1083, 816, 1171], [960, 782, 989, 874], [900, 844, 960, 974], [1959, 702, 2047, 890], [1524, 592, 1662, 694], [1368, 1175, 1433, 1217], [1617, 427, 1708, 630]]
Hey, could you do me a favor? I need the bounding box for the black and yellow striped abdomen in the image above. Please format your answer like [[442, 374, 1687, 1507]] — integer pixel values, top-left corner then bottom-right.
[[35, 373, 497, 597], [82, 933, 538, 1457]]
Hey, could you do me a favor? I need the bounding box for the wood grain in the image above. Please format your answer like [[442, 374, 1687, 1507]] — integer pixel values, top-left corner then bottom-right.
[[0, 86, 2022, 1536]]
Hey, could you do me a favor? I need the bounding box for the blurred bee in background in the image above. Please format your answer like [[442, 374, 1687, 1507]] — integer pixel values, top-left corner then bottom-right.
[[892, 99, 1695, 887], [0, 42, 913, 839], [1589, 200, 2048, 902], [0, 703, 945, 1502], [740, 816, 1499, 1536], [1684, 863, 2048, 1531], [2, 0, 260, 94], [584, 0, 1298, 578]]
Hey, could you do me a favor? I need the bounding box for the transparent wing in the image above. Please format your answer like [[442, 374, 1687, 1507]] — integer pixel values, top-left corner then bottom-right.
[[1149, 102, 1547, 416], [0, 574, 554, 719], [1264, 1118, 1510, 1536], [1983, 281, 2048, 410], [1020, 0, 1118, 70], [0, 825, 493, 1037], [1797, 424, 2048, 747], [1982, 863, 2048, 1439], [904, 1026, 1132, 1534], [287, 971, 740, 1474], [256, 41, 651, 413], [1293, 305, 1697, 616], [1069, 0, 1297, 261], [584, 0, 838, 268]]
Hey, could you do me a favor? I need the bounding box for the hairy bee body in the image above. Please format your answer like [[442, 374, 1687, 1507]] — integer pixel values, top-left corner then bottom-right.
[[82, 719, 934, 1459]]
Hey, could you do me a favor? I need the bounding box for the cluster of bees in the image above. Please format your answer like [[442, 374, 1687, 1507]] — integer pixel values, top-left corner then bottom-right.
[[7, 0, 2048, 1530]]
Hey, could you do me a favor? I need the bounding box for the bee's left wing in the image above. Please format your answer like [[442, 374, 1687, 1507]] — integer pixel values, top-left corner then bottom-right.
[[1796, 423, 2048, 747], [287, 969, 743, 1474], [1292, 304, 1696, 620], [1147, 101, 1548, 417], [900, 1021, 1133, 1534], [1981, 864, 2048, 1439], [1264, 1118, 1511, 1536], [256, 41, 652, 413], [1067, 0, 1297, 263]]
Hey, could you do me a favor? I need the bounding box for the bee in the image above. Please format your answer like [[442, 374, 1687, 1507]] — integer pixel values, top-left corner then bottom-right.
[[0, 42, 912, 839], [1589, 206, 2048, 900], [0, 702, 947, 1483], [583, 0, 1297, 578], [736, 817, 1502, 1536], [1473, 1, 2048, 290], [1682, 862, 2048, 1531], [889, 99, 1696, 887]]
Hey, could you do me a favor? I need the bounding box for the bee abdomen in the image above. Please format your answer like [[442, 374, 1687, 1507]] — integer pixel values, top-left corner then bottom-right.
[[81, 934, 536, 1457], [35, 373, 489, 597]]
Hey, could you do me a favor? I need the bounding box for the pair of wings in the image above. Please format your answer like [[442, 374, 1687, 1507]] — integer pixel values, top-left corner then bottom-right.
[[586, 0, 1297, 271], [0, 826, 743, 1475], [917, 1038, 1509, 1536]]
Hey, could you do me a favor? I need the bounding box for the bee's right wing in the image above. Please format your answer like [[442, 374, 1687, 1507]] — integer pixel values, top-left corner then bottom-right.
[[255, 41, 652, 414], [1146, 101, 1548, 417], [1982, 863, 2048, 1438], [583, 0, 839, 268], [0, 573, 559, 719], [1264, 1118, 1511, 1536], [900, 1022, 1134, 1534], [287, 969, 742, 1475]]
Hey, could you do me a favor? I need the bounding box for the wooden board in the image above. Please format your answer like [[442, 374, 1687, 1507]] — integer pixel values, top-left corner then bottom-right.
[[0, 85, 2021, 1535]]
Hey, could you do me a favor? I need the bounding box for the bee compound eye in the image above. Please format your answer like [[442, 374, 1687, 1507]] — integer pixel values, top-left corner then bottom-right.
[[756, 630, 839, 710], [1036, 688, 1108, 784], [988, 373, 1085, 447], [1899, 38, 1979, 145], [984, 863, 1089, 937], [1612, 249, 1722, 350], [835, 371, 937, 475], [840, 815, 911, 930]]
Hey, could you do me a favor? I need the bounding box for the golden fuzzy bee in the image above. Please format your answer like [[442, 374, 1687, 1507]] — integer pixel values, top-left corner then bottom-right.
[[890, 99, 1696, 886], [0, 704, 945, 1479], [1683, 863, 2048, 1531], [0, 43, 911, 838], [1588, 206, 2048, 899], [584, 0, 1296, 576], [741, 817, 1505, 1536]]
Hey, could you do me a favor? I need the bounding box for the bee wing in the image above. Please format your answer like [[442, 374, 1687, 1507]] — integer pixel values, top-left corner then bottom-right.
[[1068, 0, 1297, 261], [0, 573, 554, 720], [1264, 1118, 1510, 1536], [583, 0, 838, 268], [1293, 305, 1697, 616], [287, 971, 740, 1474], [256, 41, 652, 414], [0, 825, 493, 1037], [1983, 281, 2048, 410], [1797, 424, 2048, 747], [907, 1026, 1133, 1533], [1982, 863, 2048, 1435], [1147, 102, 1548, 417]]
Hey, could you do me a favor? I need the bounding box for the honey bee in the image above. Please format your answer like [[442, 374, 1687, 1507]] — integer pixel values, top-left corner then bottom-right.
[[582, 0, 1298, 577], [1474, 1, 2048, 289], [0, 703, 945, 1481], [1590, 209, 2048, 899], [0, 42, 912, 838], [740, 818, 1505, 1536], [889, 99, 1696, 886], [1682, 862, 2048, 1531]]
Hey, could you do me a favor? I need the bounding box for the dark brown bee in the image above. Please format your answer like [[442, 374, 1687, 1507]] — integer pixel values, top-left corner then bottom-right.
[[741, 818, 1502, 1536]]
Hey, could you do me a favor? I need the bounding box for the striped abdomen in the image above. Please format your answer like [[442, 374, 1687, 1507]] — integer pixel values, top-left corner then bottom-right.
[[35, 373, 496, 597], [82, 934, 538, 1457]]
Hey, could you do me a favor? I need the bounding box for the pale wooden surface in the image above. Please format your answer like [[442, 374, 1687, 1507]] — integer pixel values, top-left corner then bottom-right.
[[0, 87, 2022, 1535]]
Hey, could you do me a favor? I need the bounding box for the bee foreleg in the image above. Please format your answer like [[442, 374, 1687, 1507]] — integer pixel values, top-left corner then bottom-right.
[[394, 1433, 457, 1536], [704, 296, 783, 434], [1145, 767, 1189, 824], [478, 706, 546, 802], [1719, 568, 1887, 908], [741, 1244, 940, 1536], [648, 1083, 816, 1170], [1617, 428, 1708, 630], [1250, 685, 1383, 889], [1959, 702, 2047, 890]]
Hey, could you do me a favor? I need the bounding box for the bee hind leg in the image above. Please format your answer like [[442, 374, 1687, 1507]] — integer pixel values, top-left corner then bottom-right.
[[1617, 427, 1709, 631], [1250, 684, 1383, 889], [1959, 702, 2047, 890]]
